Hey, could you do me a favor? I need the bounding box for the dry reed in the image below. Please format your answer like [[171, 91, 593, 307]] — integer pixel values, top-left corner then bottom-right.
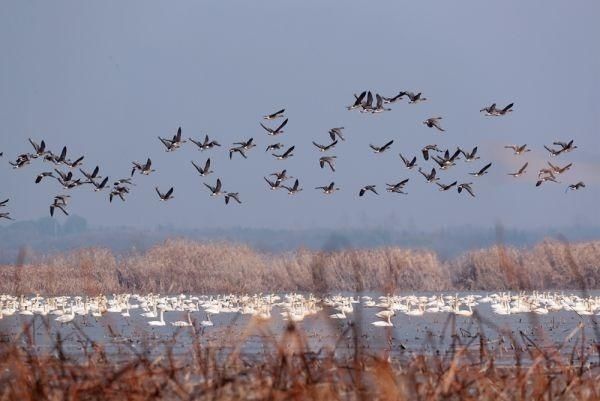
[[1, 238, 600, 295]]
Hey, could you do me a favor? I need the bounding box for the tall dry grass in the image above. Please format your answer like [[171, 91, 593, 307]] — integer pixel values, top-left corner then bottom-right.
[[1, 238, 599, 295], [1, 315, 599, 401], [450, 239, 600, 290]]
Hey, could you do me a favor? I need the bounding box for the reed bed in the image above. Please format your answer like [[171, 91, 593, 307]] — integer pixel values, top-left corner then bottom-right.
[[1, 238, 600, 295]]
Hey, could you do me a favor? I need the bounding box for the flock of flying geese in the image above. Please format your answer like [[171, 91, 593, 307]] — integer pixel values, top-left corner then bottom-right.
[[0, 89, 586, 221], [2, 291, 599, 328]]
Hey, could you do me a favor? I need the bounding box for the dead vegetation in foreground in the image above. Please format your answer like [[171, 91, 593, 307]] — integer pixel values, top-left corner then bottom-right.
[[1, 312, 600, 401], [1, 237, 600, 295]]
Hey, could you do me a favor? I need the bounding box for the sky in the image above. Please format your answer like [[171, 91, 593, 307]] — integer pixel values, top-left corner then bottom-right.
[[1, 1, 599, 231]]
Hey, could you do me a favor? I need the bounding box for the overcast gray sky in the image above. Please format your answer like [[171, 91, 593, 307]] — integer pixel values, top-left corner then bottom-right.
[[1, 1, 599, 230]]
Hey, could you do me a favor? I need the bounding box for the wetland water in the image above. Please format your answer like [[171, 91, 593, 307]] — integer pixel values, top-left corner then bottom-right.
[[1, 291, 599, 364]]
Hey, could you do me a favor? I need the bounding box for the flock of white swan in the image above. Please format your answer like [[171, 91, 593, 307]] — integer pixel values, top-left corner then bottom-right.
[[1, 292, 599, 329]]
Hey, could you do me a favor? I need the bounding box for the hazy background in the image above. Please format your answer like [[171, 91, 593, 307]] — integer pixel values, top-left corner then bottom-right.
[[1, 1, 599, 234]]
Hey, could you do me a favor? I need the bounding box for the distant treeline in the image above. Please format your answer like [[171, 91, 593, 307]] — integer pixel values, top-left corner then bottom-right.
[[1, 238, 599, 295], [2, 215, 600, 265]]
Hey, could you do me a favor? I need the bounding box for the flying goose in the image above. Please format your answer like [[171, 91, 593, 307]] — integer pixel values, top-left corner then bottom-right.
[[204, 178, 223, 196], [224, 192, 242, 204], [269, 169, 292, 184], [113, 178, 135, 187], [260, 118, 288, 135], [0, 199, 8, 207], [191, 159, 213, 176], [109, 186, 129, 202], [315, 182, 339, 194], [504, 144, 530, 155], [190, 135, 221, 151], [554, 140, 577, 153], [91, 177, 109, 192], [405, 91, 427, 103], [386, 179, 409, 194], [496, 103, 514, 115], [57, 178, 82, 190], [536, 173, 559, 187], [66, 155, 85, 169], [264, 177, 281, 190], [319, 156, 336, 172], [436, 181, 457, 191], [460, 147, 480, 162], [80, 166, 101, 181], [35, 172, 55, 184], [171, 127, 186, 147], [445, 148, 462, 161], [313, 140, 338, 152], [371, 94, 391, 113], [50, 196, 69, 217], [382, 91, 406, 104], [359, 185, 378, 196], [54, 146, 68, 164], [229, 146, 247, 159], [399, 153, 417, 169], [53, 195, 70, 206], [234, 138, 256, 151], [155, 187, 174, 201], [543, 145, 563, 157], [54, 169, 73, 182], [507, 162, 528, 177], [481, 103, 513, 116], [266, 143, 284, 152], [370, 140, 394, 153], [479, 103, 497, 115], [566, 182, 585, 192], [457, 183, 475, 197], [0, 212, 12, 220], [159, 127, 186, 152], [347, 91, 366, 110], [9, 154, 32, 169], [433, 149, 461, 169], [418, 167, 439, 183], [28, 138, 47, 156], [50, 204, 68, 217], [158, 136, 177, 152], [537, 167, 554, 178], [423, 117, 445, 132], [42, 151, 59, 164], [328, 127, 345, 141], [469, 163, 492, 177], [547, 161, 572, 175], [131, 158, 155, 176], [263, 108, 285, 120], [359, 91, 374, 113], [272, 145, 294, 160], [421, 144, 442, 161], [282, 179, 302, 195]]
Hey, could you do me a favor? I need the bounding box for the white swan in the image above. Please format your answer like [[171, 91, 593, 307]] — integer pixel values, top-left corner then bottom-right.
[[405, 303, 424, 316], [148, 308, 165, 326], [371, 314, 393, 327], [453, 303, 473, 317], [55, 307, 75, 323], [171, 312, 192, 327], [201, 313, 214, 327]]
